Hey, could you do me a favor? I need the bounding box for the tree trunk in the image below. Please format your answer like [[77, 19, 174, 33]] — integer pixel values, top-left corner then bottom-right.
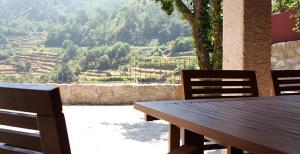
[[211, 0, 223, 70], [192, 25, 212, 70], [193, 0, 213, 70]]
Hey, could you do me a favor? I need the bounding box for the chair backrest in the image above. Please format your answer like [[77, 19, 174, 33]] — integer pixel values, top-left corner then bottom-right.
[[271, 70, 300, 96], [0, 83, 71, 154], [181, 70, 259, 99]]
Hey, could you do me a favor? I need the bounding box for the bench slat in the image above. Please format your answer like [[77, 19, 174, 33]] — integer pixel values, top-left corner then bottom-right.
[[0, 110, 37, 130], [0, 128, 41, 152], [0, 144, 42, 154], [0, 86, 62, 116]]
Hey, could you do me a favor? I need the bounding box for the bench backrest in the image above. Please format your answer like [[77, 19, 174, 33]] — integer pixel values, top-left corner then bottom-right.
[[181, 70, 259, 99], [0, 83, 71, 154], [271, 70, 300, 96]]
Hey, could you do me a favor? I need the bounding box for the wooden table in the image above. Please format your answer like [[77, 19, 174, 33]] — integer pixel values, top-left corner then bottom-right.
[[134, 95, 300, 154]]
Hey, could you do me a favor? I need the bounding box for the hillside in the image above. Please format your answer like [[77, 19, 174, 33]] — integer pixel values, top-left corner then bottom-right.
[[0, 0, 197, 84]]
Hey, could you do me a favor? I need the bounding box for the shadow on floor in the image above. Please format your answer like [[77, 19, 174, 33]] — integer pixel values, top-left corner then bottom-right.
[[100, 121, 168, 142]]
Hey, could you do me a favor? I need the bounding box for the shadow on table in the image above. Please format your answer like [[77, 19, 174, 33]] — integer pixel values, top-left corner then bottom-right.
[[100, 121, 168, 142]]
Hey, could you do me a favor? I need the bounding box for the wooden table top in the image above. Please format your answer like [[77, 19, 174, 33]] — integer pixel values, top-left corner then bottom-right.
[[134, 96, 300, 154]]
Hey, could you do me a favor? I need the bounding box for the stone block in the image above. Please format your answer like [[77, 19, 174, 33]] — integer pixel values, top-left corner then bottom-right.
[[284, 50, 296, 58], [295, 56, 300, 63], [271, 57, 278, 63], [271, 49, 284, 59], [296, 47, 300, 55], [274, 60, 287, 69], [289, 40, 299, 49]]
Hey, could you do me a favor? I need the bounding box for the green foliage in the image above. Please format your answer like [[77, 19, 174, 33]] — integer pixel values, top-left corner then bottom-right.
[[272, 0, 300, 13], [77, 42, 131, 71], [169, 36, 194, 55], [151, 0, 222, 69], [0, 0, 202, 84], [15, 61, 31, 73], [96, 55, 110, 70], [39, 74, 50, 83], [106, 42, 130, 59], [137, 76, 166, 83], [0, 51, 9, 60], [62, 40, 79, 62], [125, 48, 144, 60], [40, 0, 191, 47], [198, 0, 213, 52], [51, 64, 75, 83]]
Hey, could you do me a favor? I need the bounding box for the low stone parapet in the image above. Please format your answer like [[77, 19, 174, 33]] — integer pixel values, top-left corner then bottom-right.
[[272, 40, 300, 70], [59, 84, 183, 104]]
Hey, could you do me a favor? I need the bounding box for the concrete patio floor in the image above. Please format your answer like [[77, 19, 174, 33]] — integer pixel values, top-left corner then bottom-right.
[[63, 105, 222, 154]]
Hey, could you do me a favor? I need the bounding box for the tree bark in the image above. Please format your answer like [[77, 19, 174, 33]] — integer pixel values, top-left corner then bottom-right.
[[194, 0, 213, 70], [211, 0, 223, 70]]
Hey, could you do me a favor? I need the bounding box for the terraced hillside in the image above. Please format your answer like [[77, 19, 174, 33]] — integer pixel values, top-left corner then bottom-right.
[[3, 33, 45, 50], [0, 51, 59, 81], [78, 56, 198, 83], [0, 33, 198, 83]]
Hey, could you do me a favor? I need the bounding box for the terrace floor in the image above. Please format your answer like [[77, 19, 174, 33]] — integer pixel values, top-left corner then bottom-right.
[[63, 105, 223, 154]]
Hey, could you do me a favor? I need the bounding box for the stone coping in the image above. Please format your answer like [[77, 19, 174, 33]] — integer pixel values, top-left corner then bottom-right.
[[58, 84, 183, 105]]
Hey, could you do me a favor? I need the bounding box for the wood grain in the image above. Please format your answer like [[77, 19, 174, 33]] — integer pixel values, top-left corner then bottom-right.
[[134, 95, 300, 154]]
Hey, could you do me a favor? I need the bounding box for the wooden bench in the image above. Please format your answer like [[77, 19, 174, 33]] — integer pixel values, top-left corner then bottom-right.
[[0, 83, 71, 154], [271, 70, 300, 96]]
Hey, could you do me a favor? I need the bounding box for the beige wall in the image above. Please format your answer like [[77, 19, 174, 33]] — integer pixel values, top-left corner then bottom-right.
[[59, 84, 183, 104], [272, 40, 300, 70], [223, 0, 272, 96]]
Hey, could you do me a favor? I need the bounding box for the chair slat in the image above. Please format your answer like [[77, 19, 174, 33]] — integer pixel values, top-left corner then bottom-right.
[[281, 92, 300, 95], [0, 128, 41, 151], [184, 70, 256, 78], [278, 79, 300, 84], [191, 88, 253, 94], [0, 110, 37, 130], [271, 70, 300, 96], [190, 81, 251, 86], [271, 70, 300, 77], [280, 86, 300, 91], [191, 95, 247, 99]]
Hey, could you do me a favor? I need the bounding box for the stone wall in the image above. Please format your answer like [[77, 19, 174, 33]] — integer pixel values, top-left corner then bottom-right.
[[59, 84, 183, 104], [272, 40, 300, 70]]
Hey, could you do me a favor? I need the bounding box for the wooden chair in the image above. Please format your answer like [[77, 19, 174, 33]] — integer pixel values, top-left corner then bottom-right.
[[0, 83, 71, 154], [170, 70, 259, 154], [182, 70, 259, 99], [271, 70, 300, 96]]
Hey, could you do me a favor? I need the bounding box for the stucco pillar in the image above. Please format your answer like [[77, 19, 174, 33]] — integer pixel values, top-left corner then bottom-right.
[[223, 0, 272, 96]]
